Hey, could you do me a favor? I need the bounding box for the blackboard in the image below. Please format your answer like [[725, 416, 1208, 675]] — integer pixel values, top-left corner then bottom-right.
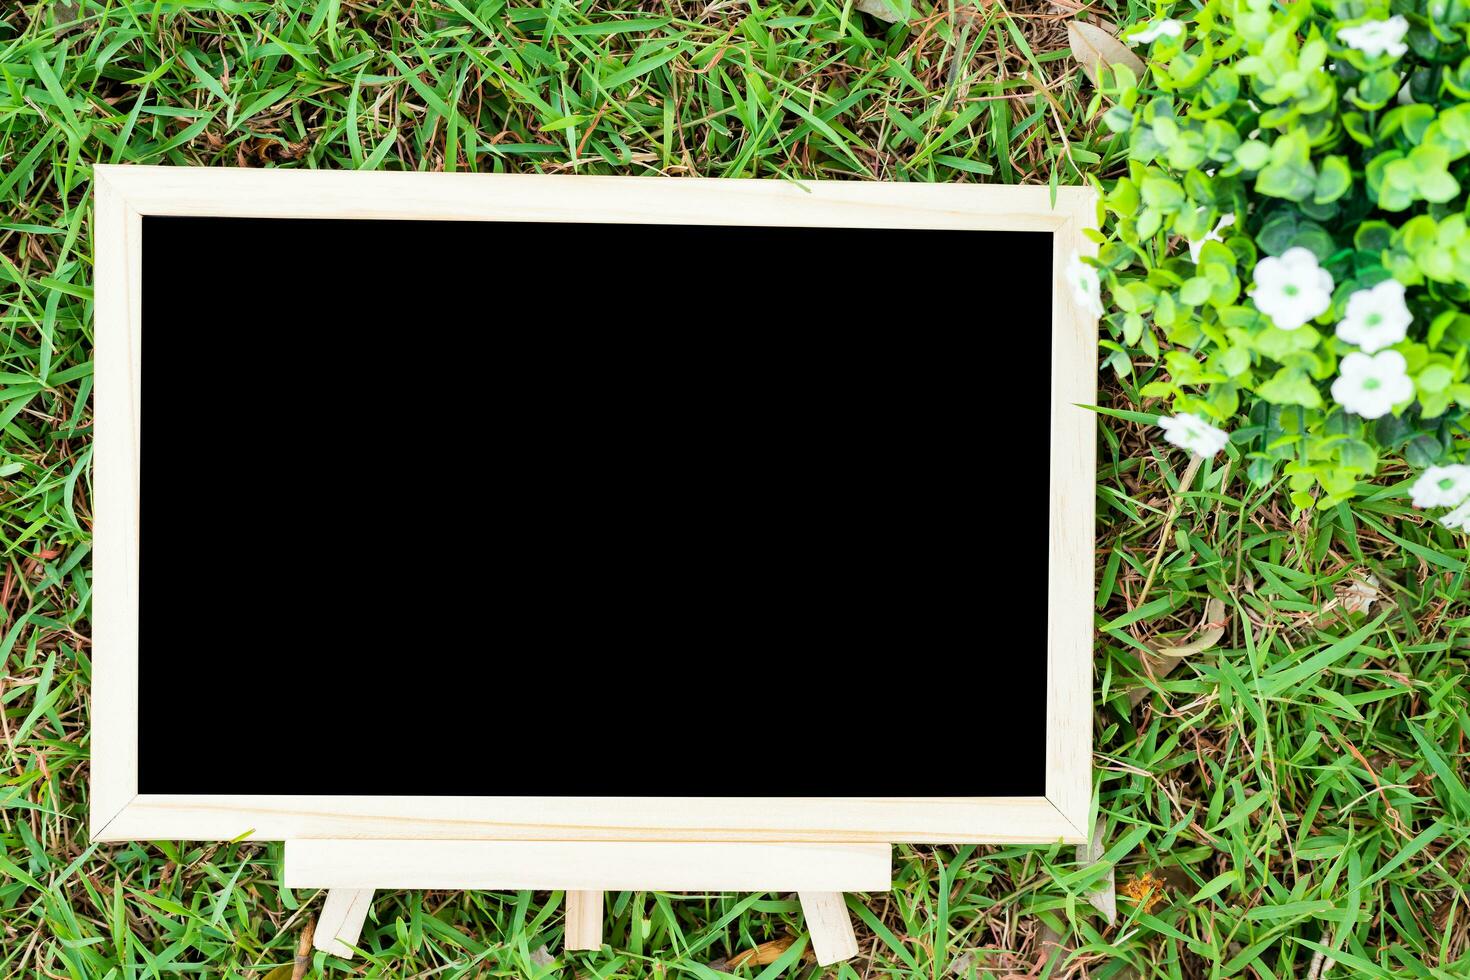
[[138, 216, 1050, 796], [91, 167, 1096, 845]]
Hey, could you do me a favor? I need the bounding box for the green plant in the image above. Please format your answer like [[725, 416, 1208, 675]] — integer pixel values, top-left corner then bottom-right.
[[1087, 0, 1470, 512]]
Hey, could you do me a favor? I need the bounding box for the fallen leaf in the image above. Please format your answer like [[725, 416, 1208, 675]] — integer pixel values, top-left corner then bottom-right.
[[261, 966, 293, 980], [292, 915, 315, 980], [1067, 20, 1145, 87], [44, 0, 83, 35], [1074, 816, 1117, 924], [948, 951, 976, 975], [530, 945, 555, 967], [854, 0, 906, 23], [1120, 871, 1167, 913], [1150, 596, 1228, 657], [1317, 573, 1382, 623], [1130, 597, 1228, 706], [727, 936, 797, 968]]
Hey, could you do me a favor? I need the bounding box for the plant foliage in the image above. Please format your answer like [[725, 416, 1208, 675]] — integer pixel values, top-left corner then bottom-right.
[[1090, 0, 1470, 510]]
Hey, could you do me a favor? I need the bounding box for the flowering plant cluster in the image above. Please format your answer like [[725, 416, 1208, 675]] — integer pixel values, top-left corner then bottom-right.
[[1082, 0, 1470, 518]]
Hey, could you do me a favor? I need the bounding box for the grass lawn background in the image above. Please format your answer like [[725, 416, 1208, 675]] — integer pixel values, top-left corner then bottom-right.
[[1, 0, 1468, 976]]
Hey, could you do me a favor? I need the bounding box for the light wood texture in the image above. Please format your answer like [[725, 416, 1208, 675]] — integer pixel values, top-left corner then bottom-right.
[[564, 891, 603, 951], [93, 165, 1085, 231], [1045, 191, 1100, 839], [314, 888, 374, 958], [88, 165, 1095, 846], [283, 841, 892, 890], [88, 169, 142, 839], [798, 892, 859, 965], [101, 795, 1085, 843]]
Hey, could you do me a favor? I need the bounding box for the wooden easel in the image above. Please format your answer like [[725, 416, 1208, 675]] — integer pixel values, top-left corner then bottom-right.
[[284, 841, 890, 966]]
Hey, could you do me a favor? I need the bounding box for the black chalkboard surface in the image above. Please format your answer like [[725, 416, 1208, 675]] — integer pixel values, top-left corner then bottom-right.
[[138, 215, 1051, 796]]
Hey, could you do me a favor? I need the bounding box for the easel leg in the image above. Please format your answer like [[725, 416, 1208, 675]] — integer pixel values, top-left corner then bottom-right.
[[798, 891, 858, 966], [564, 890, 603, 951], [315, 888, 375, 958]]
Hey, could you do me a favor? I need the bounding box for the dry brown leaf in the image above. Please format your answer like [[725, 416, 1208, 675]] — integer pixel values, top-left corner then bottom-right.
[[1074, 816, 1117, 925], [854, 0, 905, 23], [727, 936, 797, 968], [1150, 597, 1228, 658], [291, 914, 315, 980], [43, 1, 84, 36], [948, 951, 977, 976], [1067, 20, 1145, 87], [1130, 597, 1228, 707], [1317, 573, 1382, 624], [1120, 871, 1167, 913]]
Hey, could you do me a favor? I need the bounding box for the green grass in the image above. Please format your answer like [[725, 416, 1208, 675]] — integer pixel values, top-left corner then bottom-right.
[[2, 0, 1469, 976]]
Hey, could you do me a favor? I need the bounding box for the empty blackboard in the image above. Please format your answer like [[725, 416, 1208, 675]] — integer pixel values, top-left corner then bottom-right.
[[92, 168, 1096, 844]]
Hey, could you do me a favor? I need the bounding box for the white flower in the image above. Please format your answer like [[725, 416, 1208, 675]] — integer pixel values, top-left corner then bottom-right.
[[1157, 413, 1230, 456], [1336, 279, 1411, 353], [1128, 19, 1185, 45], [1252, 247, 1334, 330], [1338, 16, 1410, 59], [1409, 464, 1470, 509], [1069, 251, 1104, 318], [1442, 499, 1470, 531], [1188, 213, 1236, 264], [1330, 350, 1414, 419]]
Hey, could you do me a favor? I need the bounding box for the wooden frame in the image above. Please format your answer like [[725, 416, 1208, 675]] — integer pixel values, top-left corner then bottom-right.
[[90, 165, 1097, 847], [282, 841, 893, 891]]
